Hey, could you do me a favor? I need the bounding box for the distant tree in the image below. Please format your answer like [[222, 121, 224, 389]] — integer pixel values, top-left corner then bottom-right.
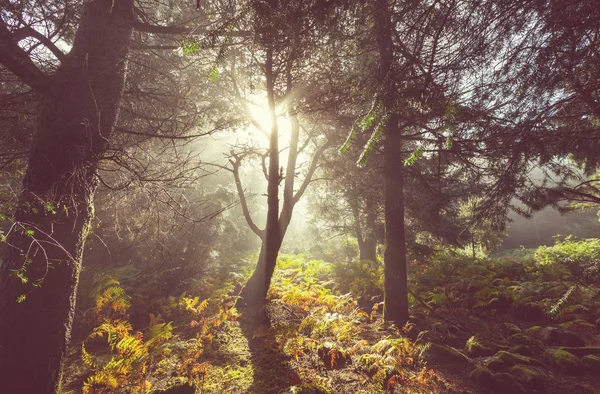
[[199, 0, 343, 307]]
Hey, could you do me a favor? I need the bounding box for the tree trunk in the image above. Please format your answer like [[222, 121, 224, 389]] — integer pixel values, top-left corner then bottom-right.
[[362, 197, 378, 263], [237, 35, 280, 307], [375, 0, 409, 327], [351, 198, 377, 263], [382, 114, 409, 327], [0, 1, 134, 392]]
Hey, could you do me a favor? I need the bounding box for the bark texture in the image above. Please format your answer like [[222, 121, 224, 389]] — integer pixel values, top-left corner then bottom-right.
[[0, 1, 134, 392], [237, 34, 284, 306], [375, 0, 410, 327], [382, 114, 409, 327]]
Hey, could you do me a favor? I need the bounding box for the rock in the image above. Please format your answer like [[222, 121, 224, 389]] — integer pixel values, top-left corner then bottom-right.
[[510, 365, 545, 392], [525, 326, 543, 337], [553, 346, 600, 357], [491, 372, 527, 394], [513, 302, 548, 322], [485, 295, 512, 314], [494, 350, 535, 367], [501, 322, 522, 336], [510, 345, 534, 358], [317, 343, 351, 369], [465, 335, 498, 357], [469, 366, 494, 388], [582, 354, 600, 370], [559, 319, 596, 331], [543, 348, 582, 374], [508, 333, 533, 345], [540, 327, 585, 347], [487, 357, 505, 372], [427, 343, 470, 363]]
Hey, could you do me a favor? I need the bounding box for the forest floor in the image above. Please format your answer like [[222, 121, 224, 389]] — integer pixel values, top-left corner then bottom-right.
[[62, 251, 600, 394]]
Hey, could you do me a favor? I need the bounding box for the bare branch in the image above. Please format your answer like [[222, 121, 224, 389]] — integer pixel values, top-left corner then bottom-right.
[[0, 20, 51, 94], [293, 139, 333, 205], [12, 26, 66, 62], [229, 155, 265, 239]]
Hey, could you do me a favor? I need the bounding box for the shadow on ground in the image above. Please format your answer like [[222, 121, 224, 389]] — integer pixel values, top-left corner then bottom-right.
[[237, 304, 301, 394]]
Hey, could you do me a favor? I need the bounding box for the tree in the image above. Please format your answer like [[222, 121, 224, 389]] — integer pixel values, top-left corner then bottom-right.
[[201, 0, 341, 307], [0, 1, 136, 391]]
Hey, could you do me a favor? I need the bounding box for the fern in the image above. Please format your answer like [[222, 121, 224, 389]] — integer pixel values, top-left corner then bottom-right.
[[81, 343, 97, 369], [548, 284, 578, 317]]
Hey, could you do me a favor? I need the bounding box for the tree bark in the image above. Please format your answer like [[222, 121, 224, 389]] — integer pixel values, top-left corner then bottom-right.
[[382, 114, 409, 327], [375, 0, 409, 327], [237, 33, 280, 307], [0, 1, 134, 392], [351, 197, 377, 263]]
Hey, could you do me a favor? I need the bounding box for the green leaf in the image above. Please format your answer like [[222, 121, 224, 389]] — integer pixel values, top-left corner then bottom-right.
[[44, 202, 56, 214], [17, 294, 26, 303], [208, 66, 219, 83], [17, 272, 28, 284], [25, 229, 34, 237], [357, 118, 387, 168], [179, 40, 201, 56], [339, 127, 357, 154], [404, 146, 425, 166], [358, 101, 383, 132]]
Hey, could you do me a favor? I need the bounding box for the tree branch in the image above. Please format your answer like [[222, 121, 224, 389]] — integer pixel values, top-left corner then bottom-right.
[[12, 26, 66, 62], [229, 155, 265, 239], [0, 21, 51, 94], [132, 21, 252, 37], [293, 139, 332, 205]]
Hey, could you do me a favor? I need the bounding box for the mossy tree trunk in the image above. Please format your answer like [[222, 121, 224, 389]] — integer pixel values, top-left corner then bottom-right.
[[0, 1, 134, 392]]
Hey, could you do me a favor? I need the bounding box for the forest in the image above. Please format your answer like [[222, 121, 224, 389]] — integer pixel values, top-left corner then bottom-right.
[[1, 0, 600, 393]]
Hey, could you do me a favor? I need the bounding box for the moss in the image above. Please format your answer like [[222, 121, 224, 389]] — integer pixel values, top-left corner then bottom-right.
[[428, 343, 469, 363], [543, 348, 582, 374], [510, 365, 545, 391], [510, 345, 534, 358], [552, 346, 600, 358], [465, 335, 497, 357], [469, 366, 493, 388], [508, 333, 532, 345], [501, 322, 522, 335], [582, 354, 600, 370], [525, 326, 543, 337], [494, 350, 534, 367], [559, 319, 596, 331]]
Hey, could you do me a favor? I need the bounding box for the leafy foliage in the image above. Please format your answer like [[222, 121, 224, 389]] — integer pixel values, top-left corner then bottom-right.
[[81, 281, 174, 394]]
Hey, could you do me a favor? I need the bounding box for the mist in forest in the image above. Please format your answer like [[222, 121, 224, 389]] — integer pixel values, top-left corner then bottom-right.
[[1, 1, 600, 393]]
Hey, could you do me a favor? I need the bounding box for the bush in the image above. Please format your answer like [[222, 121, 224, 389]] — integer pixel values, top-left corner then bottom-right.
[[535, 237, 600, 283]]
